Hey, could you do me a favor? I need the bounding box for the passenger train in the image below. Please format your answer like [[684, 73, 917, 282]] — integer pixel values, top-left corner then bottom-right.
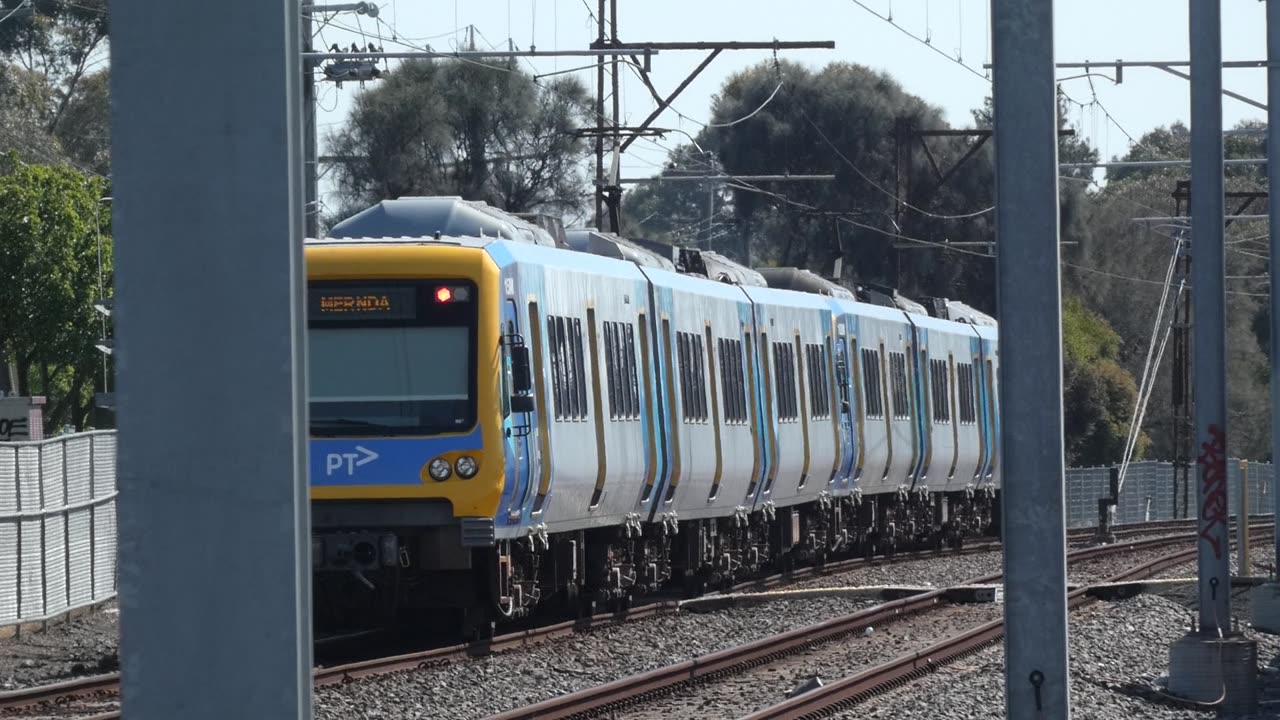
[[306, 196, 1002, 636]]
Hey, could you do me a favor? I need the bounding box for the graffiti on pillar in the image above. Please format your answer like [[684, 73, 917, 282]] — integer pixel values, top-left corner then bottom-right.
[[1197, 423, 1228, 560]]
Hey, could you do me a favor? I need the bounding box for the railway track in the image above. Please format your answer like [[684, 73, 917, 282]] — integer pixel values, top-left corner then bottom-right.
[[0, 519, 1249, 719], [480, 526, 1270, 720], [738, 534, 1263, 720]]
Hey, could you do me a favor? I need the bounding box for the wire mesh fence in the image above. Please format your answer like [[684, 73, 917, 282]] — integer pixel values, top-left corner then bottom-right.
[[0, 431, 117, 628], [0, 427, 1271, 627], [1066, 459, 1274, 529]]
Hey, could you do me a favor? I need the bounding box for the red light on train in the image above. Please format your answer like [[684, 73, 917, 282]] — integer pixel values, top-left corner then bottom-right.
[[435, 287, 453, 303]]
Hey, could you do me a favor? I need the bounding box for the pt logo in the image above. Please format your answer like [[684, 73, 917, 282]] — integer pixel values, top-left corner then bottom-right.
[[325, 446, 379, 476]]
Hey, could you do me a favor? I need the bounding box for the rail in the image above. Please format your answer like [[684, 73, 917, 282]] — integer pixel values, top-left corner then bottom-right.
[[481, 527, 1255, 720], [742, 529, 1271, 719], [1, 519, 1262, 718]]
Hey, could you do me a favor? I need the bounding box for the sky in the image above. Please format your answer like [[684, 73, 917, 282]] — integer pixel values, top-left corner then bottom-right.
[[312, 0, 1273, 221]]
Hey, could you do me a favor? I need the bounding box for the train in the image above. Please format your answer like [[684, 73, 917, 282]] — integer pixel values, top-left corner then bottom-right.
[[305, 196, 1002, 637]]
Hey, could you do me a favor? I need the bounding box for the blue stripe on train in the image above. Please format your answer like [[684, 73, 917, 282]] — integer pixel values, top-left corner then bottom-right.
[[309, 427, 484, 486]]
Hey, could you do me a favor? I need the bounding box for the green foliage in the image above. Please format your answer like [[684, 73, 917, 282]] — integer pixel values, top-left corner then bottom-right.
[[624, 60, 1164, 466], [1062, 296, 1121, 365], [0, 156, 111, 429], [620, 144, 730, 245], [624, 61, 1009, 310], [0, 0, 110, 174], [1065, 118, 1272, 460], [1061, 298, 1147, 466], [326, 59, 591, 224]]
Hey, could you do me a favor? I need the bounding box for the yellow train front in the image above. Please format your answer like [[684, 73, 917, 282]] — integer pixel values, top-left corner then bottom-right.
[[306, 202, 519, 634]]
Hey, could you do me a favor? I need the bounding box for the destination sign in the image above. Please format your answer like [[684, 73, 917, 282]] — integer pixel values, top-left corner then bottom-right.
[[309, 285, 417, 321]]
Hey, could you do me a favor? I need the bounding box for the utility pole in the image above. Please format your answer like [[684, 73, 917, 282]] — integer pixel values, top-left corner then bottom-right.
[[594, 0, 606, 230], [586, 12, 834, 233], [111, 0, 312, 717], [1251, 0, 1280, 640], [990, 0, 1070, 718], [302, 2, 381, 238], [1165, 0, 1257, 709], [302, 5, 317, 238], [1169, 181, 1265, 522]]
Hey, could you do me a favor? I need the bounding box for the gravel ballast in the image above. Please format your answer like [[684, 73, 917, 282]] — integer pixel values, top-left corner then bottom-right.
[[313, 531, 1234, 720], [616, 602, 1005, 720], [0, 602, 119, 691], [836, 586, 1280, 719], [314, 595, 883, 719]]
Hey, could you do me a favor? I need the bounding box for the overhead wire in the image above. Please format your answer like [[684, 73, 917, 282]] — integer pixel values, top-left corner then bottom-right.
[[322, 10, 713, 214], [0, 0, 28, 23], [1116, 228, 1183, 494], [795, 103, 995, 219], [847, 0, 989, 82]]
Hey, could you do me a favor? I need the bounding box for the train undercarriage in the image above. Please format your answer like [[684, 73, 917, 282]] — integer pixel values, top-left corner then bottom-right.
[[312, 487, 999, 639]]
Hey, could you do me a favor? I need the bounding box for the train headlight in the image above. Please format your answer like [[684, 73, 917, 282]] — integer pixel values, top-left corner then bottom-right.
[[455, 456, 478, 479], [428, 457, 452, 481]]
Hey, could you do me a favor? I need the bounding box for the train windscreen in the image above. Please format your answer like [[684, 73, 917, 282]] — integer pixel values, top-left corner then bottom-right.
[[307, 280, 477, 436]]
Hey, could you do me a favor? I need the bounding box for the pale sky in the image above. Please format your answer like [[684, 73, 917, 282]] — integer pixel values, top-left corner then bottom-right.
[[312, 0, 1272, 222]]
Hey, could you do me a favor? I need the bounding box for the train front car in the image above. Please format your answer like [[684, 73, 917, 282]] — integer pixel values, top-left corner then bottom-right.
[[305, 238, 506, 635]]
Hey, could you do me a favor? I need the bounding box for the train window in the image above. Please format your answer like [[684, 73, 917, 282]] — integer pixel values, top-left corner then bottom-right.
[[547, 316, 565, 418], [623, 322, 639, 418], [679, 333, 691, 419], [677, 330, 708, 422], [930, 358, 951, 423], [958, 363, 977, 424], [889, 352, 910, 419], [772, 342, 798, 421], [603, 321, 617, 417], [697, 334, 706, 421], [805, 343, 831, 419], [546, 314, 588, 422], [602, 320, 639, 421], [860, 347, 883, 418], [571, 318, 587, 417], [718, 338, 748, 424]]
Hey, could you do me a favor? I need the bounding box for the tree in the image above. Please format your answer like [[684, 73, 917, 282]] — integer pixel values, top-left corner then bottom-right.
[[621, 144, 733, 245], [622, 61, 1161, 463], [0, 157, 111, 430], [622, 61, 1011, 308], [1066, 119, 1272, 460], [0, 0, 111, 175], [1061, 298, 1148, 465], [326, 59, 592, 223], [0, 0, 109, 138]]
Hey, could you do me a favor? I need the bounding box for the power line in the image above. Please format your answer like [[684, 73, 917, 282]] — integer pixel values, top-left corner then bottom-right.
[[847, 0, 989, 82], [794, 104, 995, 220]]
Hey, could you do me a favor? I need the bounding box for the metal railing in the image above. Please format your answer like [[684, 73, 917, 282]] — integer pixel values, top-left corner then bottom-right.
[[0, 427, 1270, 626], [1065, 458, 1275, 528], [0, 431, 117, 627]]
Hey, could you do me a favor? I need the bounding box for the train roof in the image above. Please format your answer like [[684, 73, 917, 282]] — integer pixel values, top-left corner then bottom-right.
[[318, 197, 994, 328], [756, 267, 856, 301], [564, 229, 677, 271], [326, 196, 560, 247]]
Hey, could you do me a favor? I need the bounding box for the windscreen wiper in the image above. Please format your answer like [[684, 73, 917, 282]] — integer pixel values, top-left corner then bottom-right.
[[310, 418, 398, 433]]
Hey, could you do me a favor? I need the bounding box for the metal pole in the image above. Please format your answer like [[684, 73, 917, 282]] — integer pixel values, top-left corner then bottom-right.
[[302, 48, 661, 60], [1269, 0, 1280, 573], [990, 0, 1069, 718], [1190, 0, 1231, 633], [303, 6, 318, 238], [592, 0, 605, 230], [110, 0, 312, 716], [615, 174, 838, 183], [1060, 158, 1267, 170], [1240, 460, 1251, 575]]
